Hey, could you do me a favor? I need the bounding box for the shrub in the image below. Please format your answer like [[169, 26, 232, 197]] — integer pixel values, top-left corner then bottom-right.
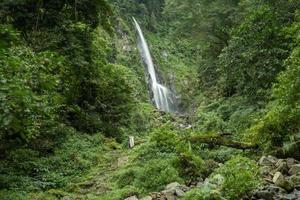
[[0, 132, 106, 191], [134, 158, 183, 193], [213, 156, 261, 199], [182, 187, 224, 200], [0, 190, 31, 200], [176, 151, 205, 180], [149, 125, 180, 153], [194, 110, 226, 133]]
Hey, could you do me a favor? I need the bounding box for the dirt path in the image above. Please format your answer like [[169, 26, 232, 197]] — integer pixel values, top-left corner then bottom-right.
[[68, 149, 129, 199]]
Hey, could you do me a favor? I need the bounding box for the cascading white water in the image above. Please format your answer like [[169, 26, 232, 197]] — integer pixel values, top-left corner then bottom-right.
[[133, 17, 177, 113]]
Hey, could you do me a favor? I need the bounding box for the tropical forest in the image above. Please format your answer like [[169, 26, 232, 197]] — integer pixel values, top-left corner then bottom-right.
[[1, 0, 300, 199]]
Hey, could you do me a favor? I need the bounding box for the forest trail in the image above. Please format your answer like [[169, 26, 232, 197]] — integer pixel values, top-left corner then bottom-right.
[[71, 149, 130, 198]]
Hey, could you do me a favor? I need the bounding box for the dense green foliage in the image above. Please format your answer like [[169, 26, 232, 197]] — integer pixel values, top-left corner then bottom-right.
[[213, 156, 261, 199], [1, 0, 300, 199]]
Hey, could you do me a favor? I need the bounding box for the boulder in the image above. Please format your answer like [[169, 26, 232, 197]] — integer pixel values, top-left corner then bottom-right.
[[267, 185, 287, 194], [287, 158, 296, 169], [162, 189, 176, 200], [179, 185, 189, 192], [165, 182, 181, 191], [275, 159, 285, 167], [196, 181, 204, 188], [275, 161, 289, 174], [259, 156, 276, 166], [259, 166, 272, 176], [273, 172, 294, 192], [255, 190, 274, 200], [295, 185, 300, 190], [140, 196, 152, 200], [289, 164, 300, 175], [124, 196, 139, 200], [175, 188, 185, 197], [290, 174, 300, 185]]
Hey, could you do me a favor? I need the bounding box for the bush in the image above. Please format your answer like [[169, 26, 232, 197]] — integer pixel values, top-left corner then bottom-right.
[[115, 157, 182, 194], [0, 132, 106, 191], [182, 187, 224, 200], [176, 151, 205, 180], [0, 190, 31, 200], [134, 158, 183, 193], [194, 111, 225, 133], [213, 156, 261, 199], [149, 125, 179, 153]]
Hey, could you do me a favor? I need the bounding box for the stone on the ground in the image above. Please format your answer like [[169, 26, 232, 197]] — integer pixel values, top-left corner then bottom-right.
[[289, 164, 300, 175], [140, 196, 152, 200], [124, 196, 138, 200], [196, 181, 204, 188], [259, 156, 276, 166], [165, 182, 181, 190], [290, 174, 300, 185], [275, 161, 288, 174], [162, 189, 176, 200], [179, 185, 189, 192], [275, 159, 285, 167], [273, 171, 294, 192], [175, 188, 185, 197], [255, 190, 273, 200], [259, 166, 272, 176], [287, 158, 296, 169]]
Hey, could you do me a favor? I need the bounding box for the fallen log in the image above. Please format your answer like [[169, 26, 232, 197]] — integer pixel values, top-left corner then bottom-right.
[[184, 134, 258, 150]]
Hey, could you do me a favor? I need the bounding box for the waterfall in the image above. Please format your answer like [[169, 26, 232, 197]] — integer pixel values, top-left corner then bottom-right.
[[133, 17, 177, 113]]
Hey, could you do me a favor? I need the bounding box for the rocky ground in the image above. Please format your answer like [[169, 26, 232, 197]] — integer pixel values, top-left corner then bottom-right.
[[124, 156, 300, 200], [244, 156, 300, 200]]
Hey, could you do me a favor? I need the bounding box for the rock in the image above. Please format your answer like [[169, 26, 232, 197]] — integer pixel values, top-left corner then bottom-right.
[[275, 161, 289, 174], [255, 190, 274, 200], [124, 196, 139, 200], [175, 188, 185, 197], [260, 166, 272, 176], [267, 185, 286, 194], [278, 190, 300, 200], [196, 181, 204, 188], [295, 185, 300, 190], [162, 189, 176, 200], [287, 158, 296, 169], [179, 185, 189, 192], [165, 182, 181, 190], [289, 164, 300, 175], [273, 172, 294, 192], [273, 171, 285, 184], [259, 156, 276, 166], [268, 155, 278, 162], [276, 159, 285, 167], [290, 174, 300, 185], [140, 196, 152, 200]]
